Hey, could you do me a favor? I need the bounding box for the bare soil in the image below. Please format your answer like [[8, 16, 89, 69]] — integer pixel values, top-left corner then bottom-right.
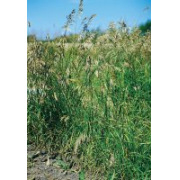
[[27, 144, 79, 180]]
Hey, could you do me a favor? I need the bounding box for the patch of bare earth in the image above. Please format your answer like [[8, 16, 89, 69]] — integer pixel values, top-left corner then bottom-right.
[[27, 144, 79, 180]]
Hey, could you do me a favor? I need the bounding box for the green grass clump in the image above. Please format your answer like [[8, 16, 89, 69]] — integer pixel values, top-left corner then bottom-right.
[[27, 2, 151, 179]]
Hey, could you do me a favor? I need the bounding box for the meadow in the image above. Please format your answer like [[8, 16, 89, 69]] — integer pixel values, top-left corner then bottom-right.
[[27, 2, 151, 179]]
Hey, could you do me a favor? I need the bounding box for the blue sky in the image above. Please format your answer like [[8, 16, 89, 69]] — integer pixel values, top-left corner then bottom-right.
[[27, 0, 151, 39], [27, 0, 180, 38]]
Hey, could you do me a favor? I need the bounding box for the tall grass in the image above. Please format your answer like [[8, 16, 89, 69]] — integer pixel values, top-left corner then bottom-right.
[[27, 1, 151, 179]]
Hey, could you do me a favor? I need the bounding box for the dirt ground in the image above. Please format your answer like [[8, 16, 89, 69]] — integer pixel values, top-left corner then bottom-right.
[[27, 144, 79, 180]]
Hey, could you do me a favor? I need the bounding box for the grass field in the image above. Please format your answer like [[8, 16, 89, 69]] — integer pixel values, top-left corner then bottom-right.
[[27, 2, 151, 179]]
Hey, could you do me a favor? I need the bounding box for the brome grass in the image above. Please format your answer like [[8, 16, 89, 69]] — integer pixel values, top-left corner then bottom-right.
[[27, 1, 151, 179]]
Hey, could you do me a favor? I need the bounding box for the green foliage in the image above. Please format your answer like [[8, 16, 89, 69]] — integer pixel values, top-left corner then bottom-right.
[[79, 171, 85, 180], [139, 22, 150, 33], [55, 159, 70, 170], [27, 26, 151, 179], [59, 34, 79, 43], [27, 34, 36, 43]]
